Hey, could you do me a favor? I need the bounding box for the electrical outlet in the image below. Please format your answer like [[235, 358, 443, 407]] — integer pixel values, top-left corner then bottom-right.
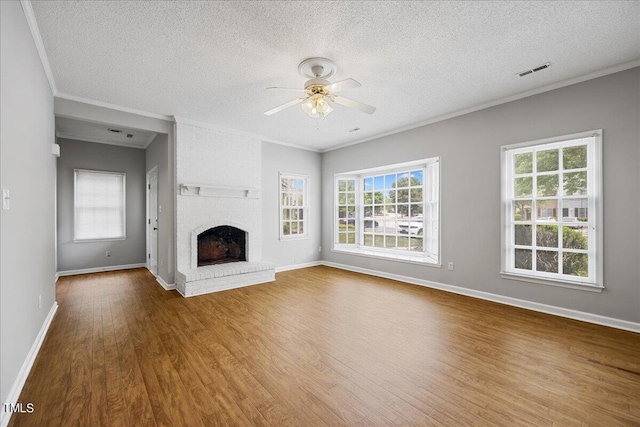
[[38, 295, 42, 309], [106, 250, 111, 257], [448, 262, 454, 271], [318, 246, 322, 253]]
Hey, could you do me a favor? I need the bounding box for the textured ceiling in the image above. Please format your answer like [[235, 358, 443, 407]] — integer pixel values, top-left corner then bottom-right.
[[56, 117, 157, 149], [32, 1, 640, 151]]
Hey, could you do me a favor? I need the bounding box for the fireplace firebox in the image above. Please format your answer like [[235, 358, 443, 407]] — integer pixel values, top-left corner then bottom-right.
[[197, 226, 246, 267]]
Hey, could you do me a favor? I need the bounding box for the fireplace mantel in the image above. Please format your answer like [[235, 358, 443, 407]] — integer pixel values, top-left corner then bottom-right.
[[180, 183, 260, 199]]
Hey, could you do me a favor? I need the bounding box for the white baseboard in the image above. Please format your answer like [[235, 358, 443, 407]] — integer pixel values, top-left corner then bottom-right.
[[321, 261, 640, 334], [57, 263, 146, 277], [1, 302, 58, 427], [275, 261, 322, 273], [156, 276, 176, 291]]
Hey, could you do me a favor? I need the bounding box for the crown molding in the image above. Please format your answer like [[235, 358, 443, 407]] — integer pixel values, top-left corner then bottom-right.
[[56, 132, 146, 149], [322, 59, 640, 153], [20, 0, 57, 95], [173, 116, 321, 152]]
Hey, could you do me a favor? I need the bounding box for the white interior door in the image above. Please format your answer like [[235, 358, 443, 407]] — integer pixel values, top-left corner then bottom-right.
[[147, 168, 158, 276]]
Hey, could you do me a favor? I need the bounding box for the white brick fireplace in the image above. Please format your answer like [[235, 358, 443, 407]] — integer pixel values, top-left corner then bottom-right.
[[175, 120, 274, 297]]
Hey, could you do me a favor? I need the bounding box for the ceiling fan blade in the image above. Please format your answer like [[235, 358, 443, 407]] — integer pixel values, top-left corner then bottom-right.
[[264, 97, 306, 116], [266, 87, 308, 93], [331, 95, 376, 114], [324, 78, 361, 94]]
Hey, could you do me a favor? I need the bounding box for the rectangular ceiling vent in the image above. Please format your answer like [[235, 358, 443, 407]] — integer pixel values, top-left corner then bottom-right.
[[516, 62, 551, 77]]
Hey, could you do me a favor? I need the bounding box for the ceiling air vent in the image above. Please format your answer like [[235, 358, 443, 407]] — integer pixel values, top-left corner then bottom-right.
[[516, 62, 551, 78]]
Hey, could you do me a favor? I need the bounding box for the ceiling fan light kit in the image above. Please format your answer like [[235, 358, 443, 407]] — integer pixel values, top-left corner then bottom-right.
[[264, 57, 376, 119]]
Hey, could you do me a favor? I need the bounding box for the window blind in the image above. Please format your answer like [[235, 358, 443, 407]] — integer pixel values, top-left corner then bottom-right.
[[74, 169, 126, 241]]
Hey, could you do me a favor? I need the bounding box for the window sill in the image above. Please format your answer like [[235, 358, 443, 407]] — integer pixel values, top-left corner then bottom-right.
[[74, 237, 126, 243], [332, 247, 440, 267], [279, 235, 310, 241], [500, 272, 604, 293]]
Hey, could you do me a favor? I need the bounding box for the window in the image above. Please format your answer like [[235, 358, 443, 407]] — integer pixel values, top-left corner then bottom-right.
[[334, 158, 440, 265], [279, 173, 308, 239], [74, 169, 126, 241], [501, 130, 603, 290]]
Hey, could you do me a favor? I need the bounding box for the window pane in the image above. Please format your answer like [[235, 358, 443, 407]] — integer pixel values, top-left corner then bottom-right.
[[386, 235, 396, 248], [514, 153, 533, 174], [338, 232, 347, 244], [515, 249, 532, 270], [537, 174, 558, 197], [536, 224, 558, 248], [364, 206, 373, 217], [363, 234, 373, 246], [374, 176, 384, 190], [411, 237, 423, 251], [515, 177, 532, 197], [387, 190, 396, 203], [564, 198, 589, 222], [347, 233, 356, 244], [514, 200, 532, 221], [347, 193, 355, 204], [298, 209, 304, 220], [283, 209, 290, 220], [563, 171, 587, 196], [514, 225, 532, 246], [291, 209, 298, 220], [563, 253, 588, 277], [411, 188, 423, 203], [291, 222, 298, 234], [346, 180, 355, 191], [563, 226, 588, 250], [363, 178, 373, 191], [338, 180, 347, 191], [411, 170, 423, 184], [347, 206, 355, 218], [536, 250, 558, 273], [364, 192, 373, 204], [536, 199, 557, 220], [410, 204, 423, 217], [537, 149, 559, 172], [563, 145, 587, 170], [397, 236, 409, 249], [338, 207, 346, 218], [298, 221, 304, 234], [397, 204, 409, 217], [398, 189, 409, 203], [385, 174, 396, 188], [374, 235, 385, 248]]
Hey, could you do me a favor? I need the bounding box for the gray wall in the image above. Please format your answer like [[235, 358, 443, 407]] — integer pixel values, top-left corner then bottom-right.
[[322, 67, 640, 323], [262, 142, 323, 268], [1, 1, 57, 406], [146, 132, 175, 284], [57, 139, 146, 271]]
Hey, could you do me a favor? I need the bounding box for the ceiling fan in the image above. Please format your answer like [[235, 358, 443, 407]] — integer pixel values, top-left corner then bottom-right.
[[264, 57, 376, 119]]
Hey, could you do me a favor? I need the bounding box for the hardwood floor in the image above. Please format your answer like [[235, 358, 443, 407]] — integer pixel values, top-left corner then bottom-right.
[[10, 266, 640, 426]]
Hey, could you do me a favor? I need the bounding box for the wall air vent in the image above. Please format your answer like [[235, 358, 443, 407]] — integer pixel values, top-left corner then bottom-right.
[[516, 62, 551, 78]]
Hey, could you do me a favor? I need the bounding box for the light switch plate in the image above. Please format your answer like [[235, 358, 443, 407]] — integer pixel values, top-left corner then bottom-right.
[[2, 189, 9, 210]]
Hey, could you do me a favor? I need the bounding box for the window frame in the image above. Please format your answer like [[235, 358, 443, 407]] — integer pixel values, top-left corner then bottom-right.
[[333, 158, 440, 266], [500, 130, 604, 292], [74, 169, 127, 243], [279, 172, 309, 240]]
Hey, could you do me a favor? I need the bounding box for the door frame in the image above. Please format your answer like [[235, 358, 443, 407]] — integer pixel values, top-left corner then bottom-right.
[[146, 165, 159, 276]]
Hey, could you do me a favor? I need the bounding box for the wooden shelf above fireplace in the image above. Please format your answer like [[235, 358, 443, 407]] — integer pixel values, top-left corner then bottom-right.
[[180, 183, 260, 199]]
